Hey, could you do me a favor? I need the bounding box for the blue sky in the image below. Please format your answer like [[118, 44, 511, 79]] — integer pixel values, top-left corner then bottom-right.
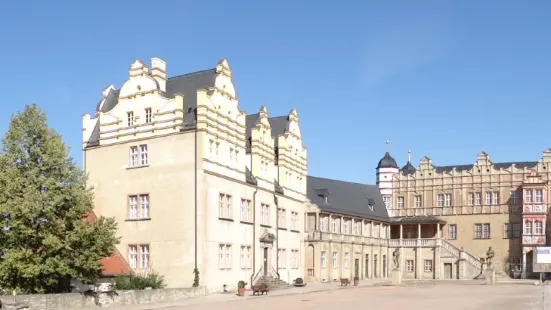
[[0, 0, 550, 184]]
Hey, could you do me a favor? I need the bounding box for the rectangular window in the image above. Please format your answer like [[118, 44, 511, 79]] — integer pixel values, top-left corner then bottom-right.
[[437, 194, 444, 207], [145, 108, 152, 123], [382, 196, 391, 209], [278, 208, 286, 228], [397, 197, 404, 208], [510, 257, 522, 272], [474, 192, 482, 205], [525, 190, 532, 203], [467, 193, 474, 206], [485, 192, 491, 205], [291, 249, 299, 269], [260, 203, 270, 225], [128, 245, 137, 269], [492, 192, 499, 205], [321, 251, 328, 268], [208, 140, 214, 157], [291, 212, 299, 230], [215, 142, 220, 157], [240, 246, 251, 269], [444, 193, 452, 207], [414, 196, 422, 208], [278, 249, 287, 269], [331, 218, 337, 233], [353, 221, 359, 235], [448, 224, 457, 240], [219, 244, 232, 269], [127, 111, 134, 126], [129, 145, 149, 167], [128, 194, 149, 219], [424, 260, 433, 273], [229, 148, 234, 163], [504, 223, 521, 238], [474, 223, 490, 239], [406, 260, 414, 272], [332, 251, 338, 268], [343, 221, 350, 234], [128, 244, 149, 269], [535, 221, 543, 235], [319, 217, 325, 232], [344, 252, 350, 269], [240, 199, 251, 222], [511, 190, 519, 204], [525, 220, 533, 234], [219, 193, 232, 219], [535, 189, 544, 203]]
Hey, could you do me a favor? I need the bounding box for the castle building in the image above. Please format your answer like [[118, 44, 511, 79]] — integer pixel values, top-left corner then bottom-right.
[[82, 57, 307, 290], [377, 149, 551, 279]]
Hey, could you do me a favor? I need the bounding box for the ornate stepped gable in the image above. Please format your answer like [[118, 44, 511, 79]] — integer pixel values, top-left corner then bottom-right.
[[395, 149, 551, 178]]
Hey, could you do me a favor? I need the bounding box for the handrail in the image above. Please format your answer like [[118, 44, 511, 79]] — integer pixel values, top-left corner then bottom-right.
[[252, 266, 264, 285], [271, 266, 280, 279]]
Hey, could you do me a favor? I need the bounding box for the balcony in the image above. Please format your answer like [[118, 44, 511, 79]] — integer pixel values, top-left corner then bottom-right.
[[522, 234, 546, 245], [388, 238, 439, 248], [304, 231, 387, 246]]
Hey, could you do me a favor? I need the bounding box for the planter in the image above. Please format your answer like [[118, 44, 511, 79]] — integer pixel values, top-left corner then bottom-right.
[[293, 283, 307, 287], [237, 287, 246, 296], [353, 279, 359, 286]]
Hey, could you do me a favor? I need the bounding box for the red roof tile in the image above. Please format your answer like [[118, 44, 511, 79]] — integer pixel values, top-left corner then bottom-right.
[[84, 212, 131, 276]]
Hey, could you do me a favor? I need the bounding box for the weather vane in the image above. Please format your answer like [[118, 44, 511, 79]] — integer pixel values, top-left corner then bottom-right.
[[386, 140, 390, 152]]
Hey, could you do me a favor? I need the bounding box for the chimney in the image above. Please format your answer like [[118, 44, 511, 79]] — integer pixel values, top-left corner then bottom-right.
[[151, 57, 167, 92]]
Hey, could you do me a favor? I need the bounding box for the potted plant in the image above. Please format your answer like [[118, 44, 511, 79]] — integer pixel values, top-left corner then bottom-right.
[[237, 280, 247, 296], [293, 277, 307, 287], [353, 276, 360, 286]]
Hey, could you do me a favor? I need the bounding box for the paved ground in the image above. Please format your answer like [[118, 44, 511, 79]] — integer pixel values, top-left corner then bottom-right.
[[175, 282, 549, 310], [93, 279, 551, 310]]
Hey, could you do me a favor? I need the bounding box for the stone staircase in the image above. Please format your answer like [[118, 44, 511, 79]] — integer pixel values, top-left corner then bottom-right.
[[255, 275, 291, 290], [440, 240, 509, 279]]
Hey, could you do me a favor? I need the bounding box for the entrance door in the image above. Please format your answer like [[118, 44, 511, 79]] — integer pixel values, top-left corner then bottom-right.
[[263, 248, 268, 276], [444, 263, 453, 279], [365, 254, 369, 277], [354, 259, 360, 278], [374, 255, 378, 278]]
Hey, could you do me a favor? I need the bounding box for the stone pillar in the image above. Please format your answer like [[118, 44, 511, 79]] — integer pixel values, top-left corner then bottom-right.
[[418, 224, 422, 239], [437, 223, 441, 238], [458, 258, 466, 280], [434, 244, 441, 279], [315, 212, 319, 230], [415, 247, 422, 279], [399, 225, 403, 240]]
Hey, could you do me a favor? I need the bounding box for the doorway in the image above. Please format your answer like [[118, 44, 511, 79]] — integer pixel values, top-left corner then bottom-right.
[[354, 259, 360, 278], [444, 263, 453, 279], [365, 254, 369, 277], [263, 247, 268, 276], [383, 255, 387, 277], [374, 254, 378, 278]]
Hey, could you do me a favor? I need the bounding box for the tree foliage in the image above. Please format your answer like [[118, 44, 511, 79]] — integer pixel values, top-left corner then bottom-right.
[[0, 104, 119, 293]]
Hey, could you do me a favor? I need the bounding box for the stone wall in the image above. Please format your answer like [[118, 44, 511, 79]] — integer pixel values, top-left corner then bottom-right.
[[0, 287, 206, 309]]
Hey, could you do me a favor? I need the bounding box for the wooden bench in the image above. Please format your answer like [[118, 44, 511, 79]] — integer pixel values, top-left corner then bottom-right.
[[340, 278, 351, 286], [252, 284, 269, 295]]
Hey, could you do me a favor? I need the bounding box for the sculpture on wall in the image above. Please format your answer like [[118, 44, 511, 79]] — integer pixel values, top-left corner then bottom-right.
[[486, 247, 495, 268], [392, 248, 400, 269]]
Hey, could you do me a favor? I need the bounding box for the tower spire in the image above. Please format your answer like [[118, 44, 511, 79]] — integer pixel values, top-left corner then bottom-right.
[[408, 150, 411, 162]]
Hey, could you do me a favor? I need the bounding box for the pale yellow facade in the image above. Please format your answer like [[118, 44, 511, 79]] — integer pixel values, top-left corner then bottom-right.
[[383, 151, 551, 279], [82, 57, 307, 291]]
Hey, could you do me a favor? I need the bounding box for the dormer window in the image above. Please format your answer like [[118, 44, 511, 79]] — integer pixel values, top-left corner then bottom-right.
[[324, 195, 328, 203], [367, 198, 375, 212], [314, 188, 330, 204]]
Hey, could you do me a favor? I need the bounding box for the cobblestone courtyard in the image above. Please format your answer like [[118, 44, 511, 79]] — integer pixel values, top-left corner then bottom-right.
[[173, 282, 549, 310]]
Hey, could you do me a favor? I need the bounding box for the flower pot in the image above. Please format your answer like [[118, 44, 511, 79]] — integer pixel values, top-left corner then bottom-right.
[[353, 279, 359, 286], [237, 287, 246, 296]]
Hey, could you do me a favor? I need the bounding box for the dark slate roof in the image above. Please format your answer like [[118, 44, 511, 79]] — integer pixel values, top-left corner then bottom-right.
[[377, 152, 398, 169], [245, 114, 289, 151], [400, 161, 416, 175], [433, 161, 538, 173], [86, 69, 217, 147], [307, 176, 389, 222], [245, 167, 258, 185], [390, 216, 446, 224]]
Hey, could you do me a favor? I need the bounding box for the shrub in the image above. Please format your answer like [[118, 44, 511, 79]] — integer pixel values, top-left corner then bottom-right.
[[237, 280, 247, 288], [354, 276, 359, 281], [113, 273, 166, 290], [295, 277, 304, 284]]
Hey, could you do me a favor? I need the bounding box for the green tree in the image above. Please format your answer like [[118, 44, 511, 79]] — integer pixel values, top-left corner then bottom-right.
[[0, 104, 119, 293]]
